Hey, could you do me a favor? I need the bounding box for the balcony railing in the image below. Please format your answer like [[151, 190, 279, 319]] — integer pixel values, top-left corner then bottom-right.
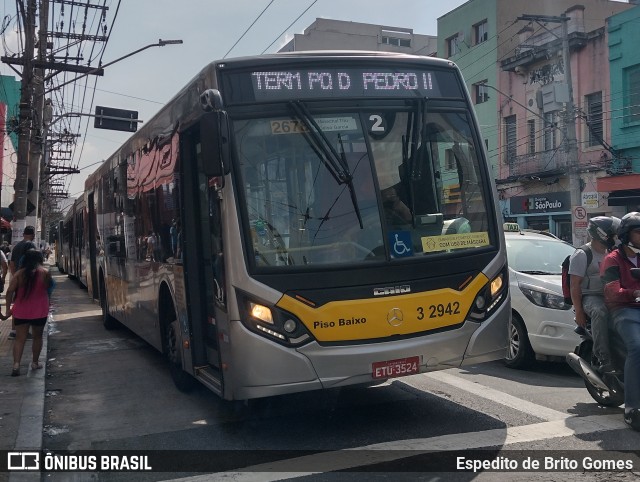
[[503, 149, 571, 178]]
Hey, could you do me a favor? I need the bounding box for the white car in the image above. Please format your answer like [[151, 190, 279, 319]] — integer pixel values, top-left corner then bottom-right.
[[504, 226, 580, 368]]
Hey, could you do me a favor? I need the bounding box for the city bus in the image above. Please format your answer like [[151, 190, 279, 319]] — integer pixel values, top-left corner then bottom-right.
[[76, 52, 509, 400], [58, 196, 86, 284]]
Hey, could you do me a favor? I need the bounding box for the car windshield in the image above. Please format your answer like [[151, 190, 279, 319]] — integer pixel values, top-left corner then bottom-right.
[[506, 236, 576, 274], [234, 104, 495, 269]]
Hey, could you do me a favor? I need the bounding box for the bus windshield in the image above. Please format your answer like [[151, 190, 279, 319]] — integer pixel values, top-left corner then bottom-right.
[[234, 104, 493, 268]]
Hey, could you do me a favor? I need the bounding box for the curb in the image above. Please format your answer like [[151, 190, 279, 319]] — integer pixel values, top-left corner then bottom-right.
[[8, 324, 46, 482], [13, 325, 47, 451]]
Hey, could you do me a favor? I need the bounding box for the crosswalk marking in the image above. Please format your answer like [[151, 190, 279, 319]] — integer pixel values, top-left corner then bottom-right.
[[422, 371, 569, 421], [169, 414, 625, 481], [168, 370, 627, 482]]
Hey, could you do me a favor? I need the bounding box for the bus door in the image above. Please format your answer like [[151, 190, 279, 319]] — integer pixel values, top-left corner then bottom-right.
[[180, 123, 225, 378], [87, 192, 99, 300]]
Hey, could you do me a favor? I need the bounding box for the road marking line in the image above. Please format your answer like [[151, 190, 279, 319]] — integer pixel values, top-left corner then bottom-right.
[[420, 371, 569, 421], [51, 309, 102, 321], [170, 414, 626, 481]]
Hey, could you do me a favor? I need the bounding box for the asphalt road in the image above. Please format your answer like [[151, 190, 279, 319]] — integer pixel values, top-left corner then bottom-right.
[[40, 276, 640, 482]]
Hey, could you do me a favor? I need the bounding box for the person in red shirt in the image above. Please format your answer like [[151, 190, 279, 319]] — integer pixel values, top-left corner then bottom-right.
[[601, 212, 640, 431]]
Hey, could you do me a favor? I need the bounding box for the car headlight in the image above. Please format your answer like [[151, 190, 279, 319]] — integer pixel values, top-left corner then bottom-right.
[[520, 287, 570, 310]]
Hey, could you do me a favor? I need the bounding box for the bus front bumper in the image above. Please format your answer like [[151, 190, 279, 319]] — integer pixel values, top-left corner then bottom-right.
[[228, 297, 509, 400]]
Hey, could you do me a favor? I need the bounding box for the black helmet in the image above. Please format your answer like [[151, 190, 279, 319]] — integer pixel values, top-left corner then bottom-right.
[[587, 216, 621, 249], [618, 212, 640, 245]]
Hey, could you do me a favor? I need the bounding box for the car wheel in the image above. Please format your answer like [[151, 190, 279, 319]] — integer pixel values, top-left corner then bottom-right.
[[504, 314, 534, 369]]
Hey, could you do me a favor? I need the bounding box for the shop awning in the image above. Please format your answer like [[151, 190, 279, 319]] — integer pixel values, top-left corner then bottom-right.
[[606, 189, 640, 206], [597, 173, 640, 192]]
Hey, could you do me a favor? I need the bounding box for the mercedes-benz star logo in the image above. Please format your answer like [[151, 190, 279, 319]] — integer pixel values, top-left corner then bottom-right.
[[387, 307, 403, 327]]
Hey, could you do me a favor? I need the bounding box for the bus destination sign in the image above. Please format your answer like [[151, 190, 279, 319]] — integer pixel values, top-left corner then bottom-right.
[[224, 67, 462, 103]]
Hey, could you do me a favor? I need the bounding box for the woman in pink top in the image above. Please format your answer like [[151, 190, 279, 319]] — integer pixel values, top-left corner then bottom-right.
[[6, 249, 55, 376]]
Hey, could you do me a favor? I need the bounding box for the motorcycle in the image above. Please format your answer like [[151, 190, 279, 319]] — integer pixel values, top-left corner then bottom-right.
[[566, 323, 625, 407], [566, 267, 640, 407]]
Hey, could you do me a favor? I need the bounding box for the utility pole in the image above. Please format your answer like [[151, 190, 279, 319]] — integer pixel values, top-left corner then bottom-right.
[[13, 0, 37, 238], [518, 12, 581, 245], [29, 0, 50, 244], [5, 0, 180, 244], [560, 13, 583, 247], [5, 0, 108, 242]]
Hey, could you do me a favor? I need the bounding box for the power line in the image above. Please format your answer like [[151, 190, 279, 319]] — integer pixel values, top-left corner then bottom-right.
[[223, 0, 275, 59], [261, 0, 318, 54]]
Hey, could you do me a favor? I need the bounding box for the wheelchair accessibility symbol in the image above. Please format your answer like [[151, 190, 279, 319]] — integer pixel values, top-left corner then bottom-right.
[[389, 231, 413, 258]]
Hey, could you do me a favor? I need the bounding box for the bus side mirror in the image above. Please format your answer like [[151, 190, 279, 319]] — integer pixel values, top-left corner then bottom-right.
[[200, 111, 230, 177]]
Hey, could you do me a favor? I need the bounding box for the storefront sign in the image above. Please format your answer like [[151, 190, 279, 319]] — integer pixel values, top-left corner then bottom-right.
[[581, 192, 599, 209], [510, 192, 570, 215]]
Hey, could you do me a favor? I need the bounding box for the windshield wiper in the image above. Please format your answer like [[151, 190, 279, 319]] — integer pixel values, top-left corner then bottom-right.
[[289, 101, 348, 184], [337, 133, 363, 229], [288, 101, 363, 229]]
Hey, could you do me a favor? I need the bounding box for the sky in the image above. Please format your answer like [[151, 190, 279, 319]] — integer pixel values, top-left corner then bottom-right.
[[1, 0, 478, 203]]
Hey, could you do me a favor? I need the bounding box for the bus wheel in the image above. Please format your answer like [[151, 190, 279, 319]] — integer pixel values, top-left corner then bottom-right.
[[100, 277, 119, 330], [166, 319, 196, 392]]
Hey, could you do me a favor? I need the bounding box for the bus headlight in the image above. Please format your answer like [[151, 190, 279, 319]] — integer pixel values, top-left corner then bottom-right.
[[250, 302, 273, 324], [469, 267, 508, 322], [490, 273, 503, 297], [238, 292, 313, 347]]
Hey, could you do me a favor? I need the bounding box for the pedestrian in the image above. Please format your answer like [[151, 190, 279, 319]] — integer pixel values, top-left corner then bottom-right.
[[4, 249, 55, 376], [7, 226, 37, 339]]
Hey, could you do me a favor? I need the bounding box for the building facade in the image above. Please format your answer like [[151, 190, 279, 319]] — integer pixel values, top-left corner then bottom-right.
[[600, 4, 640, 211], [438, 0, 631, 242], [0, 75, 20, 216], [279, 18, 437, 56]]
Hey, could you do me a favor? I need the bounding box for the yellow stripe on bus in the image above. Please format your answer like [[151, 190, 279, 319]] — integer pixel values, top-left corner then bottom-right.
[[277, 273, 489, 342]]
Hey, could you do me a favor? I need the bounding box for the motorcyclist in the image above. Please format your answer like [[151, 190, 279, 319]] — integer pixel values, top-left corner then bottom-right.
[[601, 212, 640, 431], [568, 216, 620, 373]]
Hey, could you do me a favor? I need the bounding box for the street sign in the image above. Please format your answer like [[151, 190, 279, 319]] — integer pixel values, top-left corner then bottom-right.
[[573, 206, 586, 220], [581, 192, 600, 209], [94, 106, 140, 132]]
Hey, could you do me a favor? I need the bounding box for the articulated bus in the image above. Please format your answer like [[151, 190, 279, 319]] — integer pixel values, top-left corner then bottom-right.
[[72, 52, 509, 400]]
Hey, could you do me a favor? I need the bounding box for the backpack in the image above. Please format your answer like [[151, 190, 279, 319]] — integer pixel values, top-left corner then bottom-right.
[[561, 245, 592, 305]]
